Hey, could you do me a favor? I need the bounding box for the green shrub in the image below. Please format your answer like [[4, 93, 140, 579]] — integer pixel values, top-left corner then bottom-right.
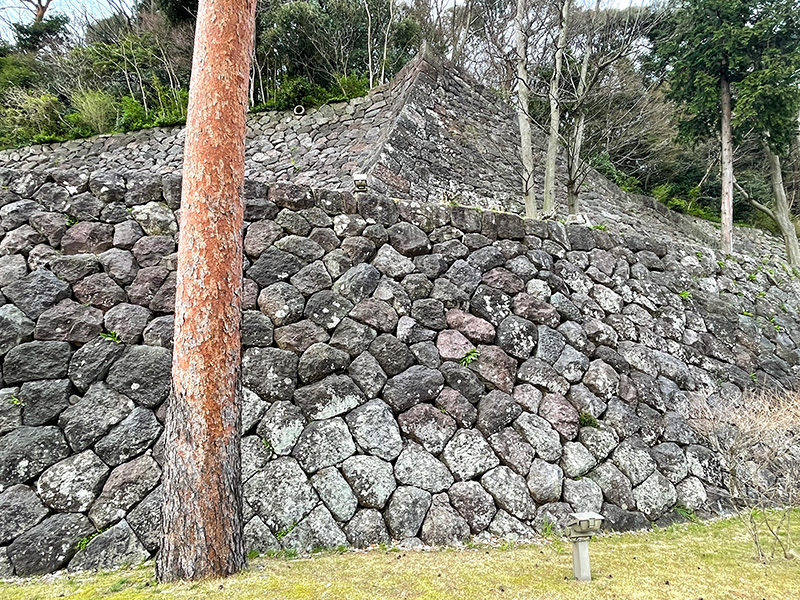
[[71, 89, 117, 134], [0, 87, 67, 147], [335, 74, 369, 100], [117, 96, 149, 131], [590, 152, 642, 193], [252, 74, 369, 113]]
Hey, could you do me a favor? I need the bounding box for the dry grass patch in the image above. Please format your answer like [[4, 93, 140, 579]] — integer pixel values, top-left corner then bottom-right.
[[2, 512, 798, 600]]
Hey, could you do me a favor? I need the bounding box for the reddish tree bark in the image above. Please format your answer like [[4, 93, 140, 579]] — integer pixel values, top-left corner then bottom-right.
[[157, 0, 257, 583]]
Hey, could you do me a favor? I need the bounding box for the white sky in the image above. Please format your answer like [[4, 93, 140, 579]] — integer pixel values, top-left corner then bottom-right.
[[0, 0, 133, 43], [0, 0, 648, 44]]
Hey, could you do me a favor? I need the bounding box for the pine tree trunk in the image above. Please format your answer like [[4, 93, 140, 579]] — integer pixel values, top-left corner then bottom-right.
[[515, 0, 537, 219], [157, 0, 257, 583], [767, 148, 800, 265], [720, 76, 734, 255], [543, 0, 571, 215]]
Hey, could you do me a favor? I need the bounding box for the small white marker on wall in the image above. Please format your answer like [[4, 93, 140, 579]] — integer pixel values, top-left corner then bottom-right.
[[353, 173, 368, 193]]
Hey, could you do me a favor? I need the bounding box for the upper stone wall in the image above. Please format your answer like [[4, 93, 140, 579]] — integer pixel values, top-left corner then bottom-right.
[[0, 49, 420, 189], [0, 48, 790, 266], [1, 167, 799, 577]]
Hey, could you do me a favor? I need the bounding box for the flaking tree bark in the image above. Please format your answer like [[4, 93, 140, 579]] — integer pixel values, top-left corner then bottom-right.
[[565, 12, 592, 217], [543, 0, 571, 216], [766, 148, 800, 266], [157, 0, 257, 583], [735, 146, 800, 266], [515, 0, 537, 218], [720, 75, 734, 255]]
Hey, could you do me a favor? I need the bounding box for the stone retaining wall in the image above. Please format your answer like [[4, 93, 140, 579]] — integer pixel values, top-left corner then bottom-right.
[[1, 168, 799, 576]]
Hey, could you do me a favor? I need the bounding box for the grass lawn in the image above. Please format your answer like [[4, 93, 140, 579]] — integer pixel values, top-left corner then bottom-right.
[[2, 512, 798, 600]]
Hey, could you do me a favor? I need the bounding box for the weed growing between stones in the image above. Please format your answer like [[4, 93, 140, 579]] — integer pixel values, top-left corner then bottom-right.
[[674, 505, 699, 523], [678, 290, 693, 301], [76, 528, 106, 552], [275, 522, 298, 541], [458, 348, 480, 366], [578, 412, 599, 428], [100, 331, 122, 343]]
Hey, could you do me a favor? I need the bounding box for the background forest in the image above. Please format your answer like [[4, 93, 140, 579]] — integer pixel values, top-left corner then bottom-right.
[[0, 0, 799, 238]]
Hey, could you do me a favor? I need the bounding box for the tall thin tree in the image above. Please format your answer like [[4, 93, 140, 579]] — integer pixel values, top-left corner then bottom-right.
[[157, 0, 257, 583], [543, 0, 571, 215], [515, 0, 537, 218], [652, 0, 800, 258]]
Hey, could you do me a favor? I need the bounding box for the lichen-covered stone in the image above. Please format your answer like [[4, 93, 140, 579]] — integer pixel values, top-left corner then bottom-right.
[[633, 471, 677, 520], [294, 374, 365, 420], [385, 486, 432, 539], [244, 457, 318, 534], [496, 315, 538, 359], [345, 399, 403, 460], [562, 477, 603, 513], [394, 441, 454, 493], [279, 505, 347, 555], [480, 465, 536, 520], [612, 437, 657, 486], [420, 495, 470, 546], [258, 282, 306, 327], [7, 513, 94, 576], [513, 412, 562, 463], [345, 509, 390, 548], [257, 401, 306, 456], [587, 462, 636, 511], [559, 442, 597, 478], [488, 427, 534, 476], [0, 425, 70, 487], [342, 455, 396, 509], [527, 458, 563, 504], [517, 358, 569, 396], [242, 347, 298, 402], [292, 418, 355, 473], [347, 351, 387, 398], [442, 429, 499, 481], [311, 466, 358, 522], [675, 476, 708, 511], [398, 403, 456, 455], [578, 424, 619, 461], [36, 450, 109, 512], [0, 484, 49, 544], [68, 520, 150, 572], [650, 442, 689, 484]]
